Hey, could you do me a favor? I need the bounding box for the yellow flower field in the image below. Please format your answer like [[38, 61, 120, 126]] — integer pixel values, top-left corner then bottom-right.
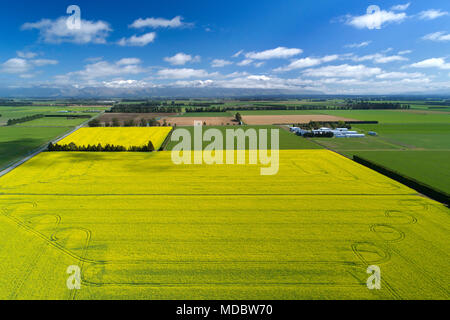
[[58, 127, 173, 150], [0, 150, 448, 300]]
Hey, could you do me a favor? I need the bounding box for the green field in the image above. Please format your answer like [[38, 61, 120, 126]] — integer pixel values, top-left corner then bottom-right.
[[0, 106, 108, 125], [15, 117, 90, 127], [354, 151, 450, 194], [310, 121, 450, 195], [165, 125, 322, 150], [0, 126, 74, 169], [320, 110, 450, 124]]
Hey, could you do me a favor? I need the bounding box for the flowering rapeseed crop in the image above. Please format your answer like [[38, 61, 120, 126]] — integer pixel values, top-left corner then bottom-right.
[[0, 150, 448, 300], [58, 127, 172, 150]]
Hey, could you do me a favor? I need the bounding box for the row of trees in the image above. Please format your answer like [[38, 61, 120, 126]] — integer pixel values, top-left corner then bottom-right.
[[88, 118, 171, 127], [7, 114, 45, 126], [108, 105, 182, 113], [48, 141, 155, 152], [296, 121, 352, 130]]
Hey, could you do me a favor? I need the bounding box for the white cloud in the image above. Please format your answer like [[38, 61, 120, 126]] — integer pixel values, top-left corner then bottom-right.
[[237, 59, 254, 66], [17, 51, 38, 59], [164, 53, 200, 66], [398, 50, 413, 55], [22, 17, 111, 44], [130, 16, 190, 29], [247, 75, 271, 81], [391, 3, 410, 11], [351, 53, 408, 64], [232, 50, 244, 58], [274, 55, 339, 72], [345, 41, 371, 48], [116, 58, 141, 65], [103, 79, 150, 88], [1, 58, 30, 74], [346, 6, 407, 29], [157, 68, 215, 79], [302, 64, 382, 78], [245, 47, 303, 60], [118, 32, 156, 46], [376, 72, 423, 79], [211, 59, 233, 68], [422, 31, 450, 42], [418, 9, 448, 20], [410, 58, 450, 70], [31, 59, 59, 66], [68, 58, 145, 79]]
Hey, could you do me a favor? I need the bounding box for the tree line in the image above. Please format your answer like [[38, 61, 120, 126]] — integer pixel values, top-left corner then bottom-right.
[[7, 114, 45, 126], [108, 104, 183, 113], [88, 118, 171, 127], [48, 141, 155, 152]]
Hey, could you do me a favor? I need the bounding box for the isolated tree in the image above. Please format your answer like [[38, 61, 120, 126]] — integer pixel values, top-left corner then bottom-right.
[[235, 112, 242, 123]]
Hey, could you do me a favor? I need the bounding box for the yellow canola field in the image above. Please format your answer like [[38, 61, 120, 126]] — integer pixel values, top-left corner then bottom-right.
[[58, 127, 172, 150], [0, 150, 448, 300]]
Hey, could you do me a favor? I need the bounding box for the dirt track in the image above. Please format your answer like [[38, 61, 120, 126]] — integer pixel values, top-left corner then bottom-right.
[[159, 116, 237, 126], [242, 115, 357, 125]]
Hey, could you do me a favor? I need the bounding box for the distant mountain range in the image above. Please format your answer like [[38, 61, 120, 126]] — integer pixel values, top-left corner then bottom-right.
[[0, 85, 322, 99]]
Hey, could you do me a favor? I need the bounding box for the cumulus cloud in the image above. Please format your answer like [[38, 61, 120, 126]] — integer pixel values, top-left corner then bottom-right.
[[418, 9, 448, 20], [410, 58, 450, 69], [211, 59, 233, 68], [67, 58, 145, 79], [0, 56, 59, 74], [103, 79, 150, 88], [245, 47, 303, 60], [345, 6, 407, 29], [130, 16, 190, 29], [274, 55, 339, 72], [157, 68, 215, 79], [247, 75, 271, 81], [422, 31, 450, 42], [164, 53, 200, 66], [118, 32, 156, 46], [345, 41, 371, 48], [1, 58, 31, 74], [22, 17, 111, 44], [302, 64, 382, 78]]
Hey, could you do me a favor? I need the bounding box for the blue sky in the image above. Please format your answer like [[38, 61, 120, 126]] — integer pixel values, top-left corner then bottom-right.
[[0, 0, 449, 95]]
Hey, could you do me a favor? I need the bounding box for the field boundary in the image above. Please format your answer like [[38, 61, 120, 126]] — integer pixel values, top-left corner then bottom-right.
[[353, 155, 449, 206], [159, 127, 174, 151], [0, 112, 103, 177]]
